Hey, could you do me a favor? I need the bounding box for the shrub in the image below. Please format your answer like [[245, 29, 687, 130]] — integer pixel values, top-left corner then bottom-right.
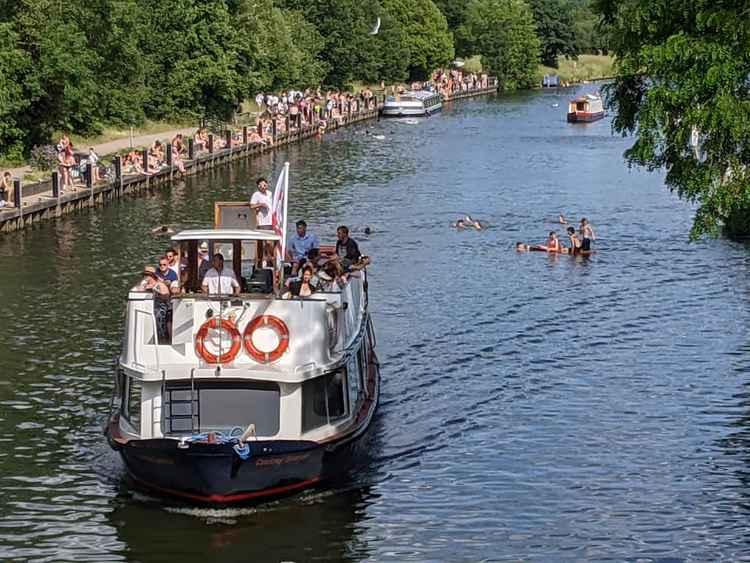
[[30, 145, 58, 171]]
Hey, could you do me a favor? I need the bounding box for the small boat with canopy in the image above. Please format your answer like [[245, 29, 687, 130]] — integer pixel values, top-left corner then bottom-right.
[[567, 94, 605, 123]]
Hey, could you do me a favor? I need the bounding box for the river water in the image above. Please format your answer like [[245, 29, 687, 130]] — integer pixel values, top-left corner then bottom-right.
[[1, 88, 750, 562]]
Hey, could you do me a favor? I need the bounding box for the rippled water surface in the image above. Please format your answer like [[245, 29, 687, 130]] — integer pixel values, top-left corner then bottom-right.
[[1, 89, 750, 562]]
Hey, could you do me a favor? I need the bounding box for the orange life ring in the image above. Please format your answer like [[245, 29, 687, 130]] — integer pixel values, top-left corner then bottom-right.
[[243, 315, 289, 363], [195, 318, 242, 364]]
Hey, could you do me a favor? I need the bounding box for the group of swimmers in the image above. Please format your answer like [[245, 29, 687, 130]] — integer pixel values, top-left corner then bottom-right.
[[516, 215, 596, 255]]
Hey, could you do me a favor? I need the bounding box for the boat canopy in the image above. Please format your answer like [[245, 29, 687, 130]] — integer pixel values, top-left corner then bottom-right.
[[172, 229, 282, 242]]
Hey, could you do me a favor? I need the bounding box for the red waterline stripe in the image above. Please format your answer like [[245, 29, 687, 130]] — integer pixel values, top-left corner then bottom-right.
[[132, 475, 322, 504]]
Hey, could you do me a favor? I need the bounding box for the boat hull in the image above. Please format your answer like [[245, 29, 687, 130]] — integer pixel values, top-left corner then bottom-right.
[[118, 438, 326, 504], [380, 104, 442, 117], [108, 359, 381, 505], [567, 111, 605, 123]]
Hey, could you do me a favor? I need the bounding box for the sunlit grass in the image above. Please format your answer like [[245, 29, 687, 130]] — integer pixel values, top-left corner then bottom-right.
[[538, 54, 615, 84]]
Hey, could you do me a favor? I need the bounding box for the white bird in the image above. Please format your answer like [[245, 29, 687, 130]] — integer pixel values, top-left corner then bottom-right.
[[369, 17, 381, 35]]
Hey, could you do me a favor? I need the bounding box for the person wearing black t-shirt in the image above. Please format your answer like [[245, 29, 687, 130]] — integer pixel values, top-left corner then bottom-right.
[[335, 225, 361, 270]]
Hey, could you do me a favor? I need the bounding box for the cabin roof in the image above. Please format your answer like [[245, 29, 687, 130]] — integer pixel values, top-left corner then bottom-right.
[[172, 229, 282, 242]]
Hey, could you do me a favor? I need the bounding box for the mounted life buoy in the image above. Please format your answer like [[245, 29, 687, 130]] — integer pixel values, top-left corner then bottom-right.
[[195, 318, 242, 364], [243, 315, 289, 363]]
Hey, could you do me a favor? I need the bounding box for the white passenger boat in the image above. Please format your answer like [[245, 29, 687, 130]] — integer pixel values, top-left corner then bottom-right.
[[105, 166, 379, 504], [380, 90, 442, 117]]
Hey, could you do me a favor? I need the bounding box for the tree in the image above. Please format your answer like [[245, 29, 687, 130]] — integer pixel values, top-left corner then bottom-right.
[[281, 0, 380, 87], [0, 22, 32, 161], [596, 0, 750, 238], [572, 0, 609, 54], [381, 0, 455, 80], [460, 0, 541, 90], [527, 0, 578, 67]]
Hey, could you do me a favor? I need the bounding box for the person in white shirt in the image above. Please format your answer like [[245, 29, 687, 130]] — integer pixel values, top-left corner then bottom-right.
[[202, 253, 240, 295], [250, 177, 273, 229], [88, 147, 100, 182]]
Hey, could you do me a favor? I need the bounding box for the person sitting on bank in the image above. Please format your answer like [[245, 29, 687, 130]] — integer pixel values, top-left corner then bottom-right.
[[202, 253, 240, 295], [287, 219, 320, 274], [250, 177, 273, 230], [0, 171, 12, 207], [335, 225, 361, 271]]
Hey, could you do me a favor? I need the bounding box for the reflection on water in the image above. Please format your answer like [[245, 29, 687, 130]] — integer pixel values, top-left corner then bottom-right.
[[2, 89, 750, 561]]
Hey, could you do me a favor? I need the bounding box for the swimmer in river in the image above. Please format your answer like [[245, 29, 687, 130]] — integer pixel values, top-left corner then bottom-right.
[[452, 215, 483, 230], [516, 232, 565, 253], [151, 225, 175, 235]]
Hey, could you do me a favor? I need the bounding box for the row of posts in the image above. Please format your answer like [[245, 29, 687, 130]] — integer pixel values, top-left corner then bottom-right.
[[9, 98, 380, 211]]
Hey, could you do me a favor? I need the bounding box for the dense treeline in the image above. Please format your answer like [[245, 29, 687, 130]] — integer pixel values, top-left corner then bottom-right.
[[0, 0, 608, 162]]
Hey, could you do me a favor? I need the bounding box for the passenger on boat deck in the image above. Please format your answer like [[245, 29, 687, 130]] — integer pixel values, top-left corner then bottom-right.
[[202, 253, 240, 295], [134, 266, 171, 342], [287, 220, 320, 274], [250, 177, 273, 230], [165, 247, 179, 277], [335, 225, 361, 271], [285, 265, 316, 298], [156, 256, 180, 294], [197, 242, 211, 284]]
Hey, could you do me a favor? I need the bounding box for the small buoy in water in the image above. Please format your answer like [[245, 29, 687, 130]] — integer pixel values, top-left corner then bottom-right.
[[552, 103, 560, 108]]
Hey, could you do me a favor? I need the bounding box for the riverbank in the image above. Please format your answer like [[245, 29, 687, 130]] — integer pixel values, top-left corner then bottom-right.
[[537, 54, 615, 85], [0, 83, 499, 234]]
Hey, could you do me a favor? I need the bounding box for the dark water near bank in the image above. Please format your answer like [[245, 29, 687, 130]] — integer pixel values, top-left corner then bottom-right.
[[2, 89, 750, 562]]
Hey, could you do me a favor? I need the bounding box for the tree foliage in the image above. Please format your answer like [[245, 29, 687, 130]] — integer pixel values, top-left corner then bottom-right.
[[596, 0, 750, 238], [460, 0, 541, 90], [381, 0, 455, 80], [527, 0, 578, 67]]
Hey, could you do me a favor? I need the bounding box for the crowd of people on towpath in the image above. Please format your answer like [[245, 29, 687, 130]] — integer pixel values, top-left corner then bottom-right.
[[1, 68, 495, 207]]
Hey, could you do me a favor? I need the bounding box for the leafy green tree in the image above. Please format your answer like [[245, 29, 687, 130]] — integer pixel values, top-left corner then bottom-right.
[[596, 0, 750, 238], [572, 0, 609, 54], [0, 22, 31, 161], [460, 0, 541, 89], [281, 0, 379, 87], [527, 0, 578, 67], [382, 0, 454, 80]]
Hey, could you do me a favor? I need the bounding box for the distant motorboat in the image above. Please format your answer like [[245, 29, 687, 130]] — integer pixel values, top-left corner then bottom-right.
[[567, 94, 605, 123]]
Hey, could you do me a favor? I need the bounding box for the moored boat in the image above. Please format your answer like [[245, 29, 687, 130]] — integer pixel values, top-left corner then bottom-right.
[[567, 94, 605, 122], [380, 90, 442, 117], [105, 166, 380, 505]]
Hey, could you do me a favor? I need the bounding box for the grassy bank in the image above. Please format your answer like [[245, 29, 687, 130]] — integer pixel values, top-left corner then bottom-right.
[[537, 54, 615, 84], [65, 119, 197, 149]]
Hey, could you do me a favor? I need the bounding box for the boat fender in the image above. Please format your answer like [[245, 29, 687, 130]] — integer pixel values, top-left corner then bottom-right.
[[243, 315, 290, 363], [194, 318, 242, 364]]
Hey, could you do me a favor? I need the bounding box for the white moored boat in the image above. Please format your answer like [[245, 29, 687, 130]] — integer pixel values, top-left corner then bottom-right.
[[380, 90, 442, 117], [105, 166, 379, 504]]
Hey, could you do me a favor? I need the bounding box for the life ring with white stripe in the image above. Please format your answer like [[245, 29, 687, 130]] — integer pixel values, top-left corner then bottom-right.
[[243, 315, 290, 363], [195, 318, 242, 364]]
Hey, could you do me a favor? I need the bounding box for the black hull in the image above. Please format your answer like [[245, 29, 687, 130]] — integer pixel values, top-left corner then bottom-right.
[[119, 439, 328, 504]]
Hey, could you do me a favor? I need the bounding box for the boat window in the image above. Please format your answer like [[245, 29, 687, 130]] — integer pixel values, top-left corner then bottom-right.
[[301, 368, 348, 432], [122, 377, 141, 433], [163, 382, 280, 436]]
